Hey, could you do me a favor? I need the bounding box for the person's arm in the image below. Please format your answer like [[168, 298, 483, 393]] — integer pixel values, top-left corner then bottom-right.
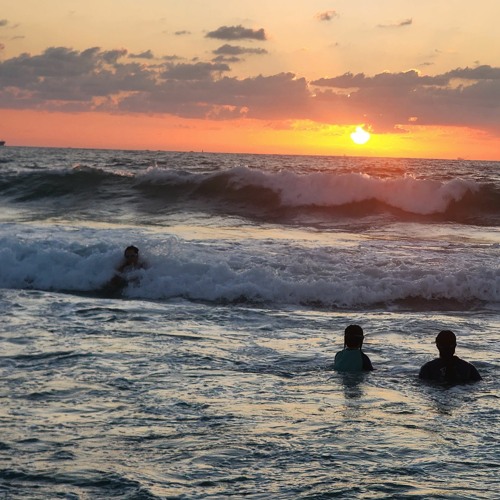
[[333, 351, 341, 370], [419, 362, 430, 379], [469, 364, 482, 381], [116, 259, 128, 273], [361, 352, 374, 371]]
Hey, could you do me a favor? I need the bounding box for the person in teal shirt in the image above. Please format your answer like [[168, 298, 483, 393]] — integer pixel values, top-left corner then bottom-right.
[[334, 324, 374, 372]]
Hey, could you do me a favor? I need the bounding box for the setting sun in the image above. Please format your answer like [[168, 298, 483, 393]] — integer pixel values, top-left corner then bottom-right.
[[1, 1, 499, 160], [350, 126, 371, 145]]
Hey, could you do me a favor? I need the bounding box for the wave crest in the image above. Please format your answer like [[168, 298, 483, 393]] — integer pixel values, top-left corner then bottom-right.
[[0, 231, 498, 310], [1, 164, 498, 223]]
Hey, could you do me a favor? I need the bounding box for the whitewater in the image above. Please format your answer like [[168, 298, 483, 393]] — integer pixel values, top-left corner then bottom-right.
[[0, 147, 499, 499]]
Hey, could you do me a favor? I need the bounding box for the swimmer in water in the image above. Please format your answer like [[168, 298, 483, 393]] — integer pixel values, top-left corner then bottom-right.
[[103, 245, 146, 294], [333, 324, 374, 372], [419, 330, 481, 383], [116, 245, 145, 273]]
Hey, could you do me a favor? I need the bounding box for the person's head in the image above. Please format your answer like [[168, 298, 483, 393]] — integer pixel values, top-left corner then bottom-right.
[[344, 324, 364, 349], [436, 330, 456, 358], [124, 245, 139, 262]]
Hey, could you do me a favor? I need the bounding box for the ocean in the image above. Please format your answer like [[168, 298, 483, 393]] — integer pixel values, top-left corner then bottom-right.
[[0, 146, 499, 499]]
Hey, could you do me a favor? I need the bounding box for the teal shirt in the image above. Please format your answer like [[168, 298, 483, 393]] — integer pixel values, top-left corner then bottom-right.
[[334, 348, 373, 372]]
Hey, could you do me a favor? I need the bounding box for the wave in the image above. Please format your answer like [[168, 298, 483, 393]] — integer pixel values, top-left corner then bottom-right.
[[1, 230, 498, 310], [1, 165, 498, 224]]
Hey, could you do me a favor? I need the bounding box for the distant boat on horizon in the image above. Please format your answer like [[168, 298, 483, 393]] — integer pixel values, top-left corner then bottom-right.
[[0, 141, 5, 146]]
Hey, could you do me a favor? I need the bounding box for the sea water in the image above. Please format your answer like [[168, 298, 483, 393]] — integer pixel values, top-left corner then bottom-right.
[[0, 147, 499, 499]]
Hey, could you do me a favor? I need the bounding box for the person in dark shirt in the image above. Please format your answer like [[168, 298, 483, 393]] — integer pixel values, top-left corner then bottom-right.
[[419, 330, 481, 383], [101, 245, 147, 295], [333, 324, 374, 372]]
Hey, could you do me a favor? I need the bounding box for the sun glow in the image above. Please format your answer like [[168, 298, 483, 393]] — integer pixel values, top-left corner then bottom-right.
[[350, 126, 371, 145]]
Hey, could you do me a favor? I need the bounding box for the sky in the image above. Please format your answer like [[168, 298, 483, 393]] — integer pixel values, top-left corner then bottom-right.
[[1, 0, 500, 159]]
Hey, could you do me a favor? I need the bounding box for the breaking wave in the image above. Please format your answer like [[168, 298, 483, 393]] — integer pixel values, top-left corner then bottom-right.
[[0, 229, 498, 310], [0, 165, 498, 224]]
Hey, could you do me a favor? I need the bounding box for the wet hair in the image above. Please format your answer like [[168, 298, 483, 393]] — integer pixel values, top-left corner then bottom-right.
[[344, 324, 364, 348], [436, 330, 457, 382], [436, 330, 456, 358], [124, 245, 139, 257], [436, 329, 456, 345]]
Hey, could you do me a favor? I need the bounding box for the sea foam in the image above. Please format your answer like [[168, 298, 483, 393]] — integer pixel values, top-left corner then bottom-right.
[[1, 225, 498, 309], [225, 167, 479, 214]]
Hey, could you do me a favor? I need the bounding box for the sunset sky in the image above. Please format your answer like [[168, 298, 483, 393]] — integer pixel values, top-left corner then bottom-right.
[[1, 0, 500, 159]]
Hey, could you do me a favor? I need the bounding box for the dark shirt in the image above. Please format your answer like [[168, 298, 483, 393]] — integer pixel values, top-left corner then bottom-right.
[[419, 356, 481, 383]]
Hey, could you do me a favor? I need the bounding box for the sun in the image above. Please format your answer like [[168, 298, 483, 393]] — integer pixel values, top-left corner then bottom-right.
[[350, 126, 371, 145]]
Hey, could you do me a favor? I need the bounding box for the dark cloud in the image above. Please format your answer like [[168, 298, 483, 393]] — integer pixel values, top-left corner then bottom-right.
[[315, 11, 339, 22], [163, 55, 182, 61], [444, 65, 500, 80], [0, 47, 104, 81], [101, 49, 127, 64], [119, 72, 310, 120], [206, 25, 267, 41], [212, 55, 241, 63], [312, 72, 366, 88], [311, 66, 500, 133], [129, 50, 155, 60], [312, 66, 500, 91], [162, 61, 230, 80], [0, 46, 154, 107], [312, 70, 449, 89], [213, 44, 268, 56], [174, 30, 191, 36], [0, 46, 499, 135], [378, 18, 413, 28]]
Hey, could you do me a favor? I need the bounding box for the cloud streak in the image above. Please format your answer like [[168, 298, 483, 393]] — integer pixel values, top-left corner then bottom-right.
[[211, 44, 268, 63], [378, 18, 413, 28], [213, 44, 268, 56], [206, 25, 267, 41], [0, 46, 499, 136], [129, 50, 155, 60]]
